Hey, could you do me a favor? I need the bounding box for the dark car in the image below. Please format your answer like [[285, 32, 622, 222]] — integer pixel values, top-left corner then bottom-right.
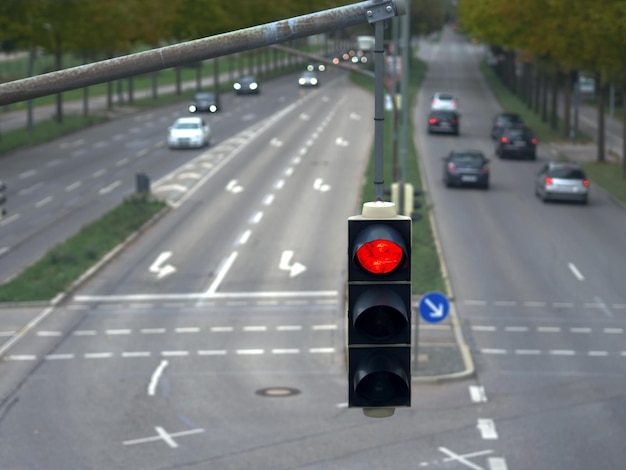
[[233, 75, 259, 95], [298, 71, 319, 87], [491, 112, 523, 140], [428, 110, 459, 135], [188, 92, 219, 113], [442, 149, 490, 189], [535, 161, 589, 204], [495, 125, 537, 159]]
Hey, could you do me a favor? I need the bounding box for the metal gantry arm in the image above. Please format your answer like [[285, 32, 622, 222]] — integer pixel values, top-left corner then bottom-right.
[[0, 0, 405, 106]]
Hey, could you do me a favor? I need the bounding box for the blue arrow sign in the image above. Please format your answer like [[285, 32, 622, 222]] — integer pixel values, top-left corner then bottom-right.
[[418, 291, 450, 323]]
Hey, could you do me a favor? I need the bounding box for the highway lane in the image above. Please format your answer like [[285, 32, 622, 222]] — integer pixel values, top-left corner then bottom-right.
[[0, 69, 338, 284], [417, 28, 626, 469]]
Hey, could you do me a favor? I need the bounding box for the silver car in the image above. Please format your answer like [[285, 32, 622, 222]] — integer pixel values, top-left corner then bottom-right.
[[535, 161, 589, 204], [167, 117, 210, 149]]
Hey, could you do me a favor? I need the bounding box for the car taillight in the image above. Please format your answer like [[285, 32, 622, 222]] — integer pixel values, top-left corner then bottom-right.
[[451, 119, 458, 124], [583, 179, 590, 187], [531, 138, 537, 144], [448, 163, 456, 170], [481, 165, 489, 173], [545, 177, 553, 185], [429, 118, 438, 124], [501, 137, 508, 143]]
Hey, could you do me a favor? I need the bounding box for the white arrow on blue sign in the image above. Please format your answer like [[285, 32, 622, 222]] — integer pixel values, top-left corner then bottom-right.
[[418, 291, 450, 323]]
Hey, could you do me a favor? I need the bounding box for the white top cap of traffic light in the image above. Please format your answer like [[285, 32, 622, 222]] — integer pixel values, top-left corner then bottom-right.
[[362, 201, 397, 218]]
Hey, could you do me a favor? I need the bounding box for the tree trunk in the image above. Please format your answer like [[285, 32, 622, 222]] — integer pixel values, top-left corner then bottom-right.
[[550, 71, 559, 130], [563, 70, 573, 138], [597, 74, 606, 162]]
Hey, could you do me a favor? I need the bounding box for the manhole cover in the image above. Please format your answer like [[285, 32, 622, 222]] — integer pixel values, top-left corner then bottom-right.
[[256, 387, 300, 397]]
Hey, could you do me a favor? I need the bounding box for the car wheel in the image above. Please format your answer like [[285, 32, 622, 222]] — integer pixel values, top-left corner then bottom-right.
[[580, 196, 588, 205]]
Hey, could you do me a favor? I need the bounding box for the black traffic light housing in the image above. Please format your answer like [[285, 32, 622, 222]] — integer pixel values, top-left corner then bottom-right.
[[347, 201, 412, 417]]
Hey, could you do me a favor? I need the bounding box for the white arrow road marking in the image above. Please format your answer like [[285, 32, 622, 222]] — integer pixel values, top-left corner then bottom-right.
[[149, 252, 177, 279], [153, 184, 188, 193], [349, 112, 362, 120], [425, 297, 445, 318], [270, 137, 283, 147], [335, 137, 349, 147], [313, 178, 331, 192], [279, 250, 307, 278], [226, 179, 243, 193]]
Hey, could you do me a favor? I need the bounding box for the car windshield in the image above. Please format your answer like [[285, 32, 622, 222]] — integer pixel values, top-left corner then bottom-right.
[[504, 128, 530, 138], [498, 114, 522, 124], [437, 94, 454, 101], [194, 93, 213, 100], [174, 122, 200, 130], [451, 153, 484, 166], [549, 167, 586, 179]]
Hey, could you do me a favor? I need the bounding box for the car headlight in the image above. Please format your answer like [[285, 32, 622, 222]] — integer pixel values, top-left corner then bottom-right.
[[234, 83, 241, 90], [318, 65, 326, 71], [310, 78, 318, 85], [209, 105, 217, 112], [307, 65, 314, 71], [249, 83, 258, 90], [189, 105, 197, 112], [299, 78, 306, 85]]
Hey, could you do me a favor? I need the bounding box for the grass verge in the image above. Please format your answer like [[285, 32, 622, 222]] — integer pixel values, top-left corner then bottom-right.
[[350, 57, 446, 296], [0, 194, 167, 302]]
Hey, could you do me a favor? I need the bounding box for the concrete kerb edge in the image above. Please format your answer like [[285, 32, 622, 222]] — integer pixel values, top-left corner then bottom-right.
[[412, 97, 476, 383]]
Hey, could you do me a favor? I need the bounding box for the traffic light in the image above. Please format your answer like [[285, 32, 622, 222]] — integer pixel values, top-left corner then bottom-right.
[[347, 201, 411, 417]]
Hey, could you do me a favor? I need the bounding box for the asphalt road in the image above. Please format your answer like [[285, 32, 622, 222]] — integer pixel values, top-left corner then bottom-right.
[[416, 28, 626, 470], [1, 28, 626, 469]]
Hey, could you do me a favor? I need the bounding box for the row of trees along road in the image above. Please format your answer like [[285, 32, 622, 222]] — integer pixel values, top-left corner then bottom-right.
[[0, 0, 448, 124], [459, 0, 626, 172]]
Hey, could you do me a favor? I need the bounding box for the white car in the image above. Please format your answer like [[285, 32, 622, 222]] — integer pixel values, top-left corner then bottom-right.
[[430, 92, 458, 111], [167, 117, 210, 149]]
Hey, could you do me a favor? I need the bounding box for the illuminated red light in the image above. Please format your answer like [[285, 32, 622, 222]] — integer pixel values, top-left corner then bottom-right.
[[545, 177, 553, 185], [583, 179, 590, 187], [531, 138, 537, 144], [501, 137, 508, 143], [356, 239, 403, 274], [448, 163, 456, 171], [429, 118, 438, 124]]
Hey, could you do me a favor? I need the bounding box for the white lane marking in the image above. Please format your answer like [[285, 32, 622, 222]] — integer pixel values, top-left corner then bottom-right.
[[477, 419, 499, 439], [122, 352, 151, 358], [92, 169, 106, 178], [309, 347, 335, 354], [141, 328, 166, 334], [35, 196, 52, 208], [211, 326, 234, 332], [481, 349, 507, 355], [263, 194, 274, 205], [243, 326, 266, 332], [37, 331, 61, 337], [312, 324, 337, 331], [274, 179, 285, 190], [45, 354, 74, 360], [106, 329, 131, 335], [489, 457, 508, 470], [593, 296, 614, 317], [161, 351, 188, 357], [549, 350, 575, 356], [537, 327, 560, 333], [250, 211, 263, 224], [504, 326, 528, 332], [236, 349, 264, 355], [284, 167, 294, 177], [19, 170, 36, 179], [226, 179, 243, 193], [469, 385, 487, 403], [84, 352, 113, 359], [272, 349, 300, 354], [99, 180, 122, 195], [66, 181, 82, 191], [205, 251, 238, 295], [277, 325, 302, 331], [238, 230, 251, 245], [148, 360, 168, 396], [175, 327, 200, 333], [568, 262, 585, 281], [198, 350, 227, 356], [0, 213, 19, 226], [472, 326, 496, 332], [515, 349, 541, 355]]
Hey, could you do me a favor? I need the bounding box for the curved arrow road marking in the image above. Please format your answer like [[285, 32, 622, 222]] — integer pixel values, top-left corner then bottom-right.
[[150, 252, 177, 279], [279, 250, 307, 278]]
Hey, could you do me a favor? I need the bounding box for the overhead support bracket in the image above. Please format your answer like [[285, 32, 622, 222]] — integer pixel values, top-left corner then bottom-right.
[[366, 0, 406, 24]]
